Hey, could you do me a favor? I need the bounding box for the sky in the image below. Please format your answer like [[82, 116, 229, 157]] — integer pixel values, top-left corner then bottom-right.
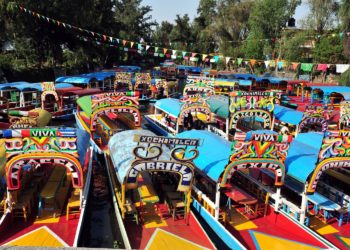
[[142, 0, 310, 26]]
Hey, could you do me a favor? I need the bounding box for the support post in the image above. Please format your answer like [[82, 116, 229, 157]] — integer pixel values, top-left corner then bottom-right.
[[121, 184, 125, 219], [300, 184, 308, 225], [214, 182, 221, 220], [274, 187, 281, 212]]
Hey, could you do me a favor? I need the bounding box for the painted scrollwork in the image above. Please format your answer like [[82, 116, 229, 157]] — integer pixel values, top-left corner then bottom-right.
[[133, 145, 163, 160], [171, 147, 199, 162]]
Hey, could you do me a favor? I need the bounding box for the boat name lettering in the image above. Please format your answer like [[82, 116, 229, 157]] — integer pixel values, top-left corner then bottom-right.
[[136, 135, 199, 146], [30, 129, 56, 137], [127, 161, 193, 188], [253, 134, 276, 142]]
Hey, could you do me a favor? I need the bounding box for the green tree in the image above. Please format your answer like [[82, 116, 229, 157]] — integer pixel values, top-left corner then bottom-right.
[[244, 0, 301, 59], [281, 31, 309, 62], [313, 34, 346, 63], [305, 0, 338, 34], [152, 21, 173, 47], [213, 0, 253, 57], [339, 0, 350, 62], [169, 14, 193, 51]]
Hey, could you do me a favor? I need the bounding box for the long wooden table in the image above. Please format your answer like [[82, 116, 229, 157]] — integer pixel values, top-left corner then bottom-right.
[[224, 184, 258, 219], [38, 167, 66, 217], [224, 184, 258, 205], [137, 172, 159, 212]]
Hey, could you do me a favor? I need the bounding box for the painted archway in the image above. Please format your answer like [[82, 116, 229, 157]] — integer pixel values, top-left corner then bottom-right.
[[178, 105, 212, 126], [90, 105, 141, 130], [229, 109, 272, 130], [299, 116, 328, 132], [221, 158, 285, 187], [307, 157, 350, 194], [134, 73, 152, 91], [114, 72, 133, 91], [5, 152, 83, 190], [155, 79, 169, 97]]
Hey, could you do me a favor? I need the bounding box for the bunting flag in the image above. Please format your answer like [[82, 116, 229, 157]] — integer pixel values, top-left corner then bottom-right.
[[277, 61, 284, 70], [12, 4, 350, 68], [300, 63, 314, 72], [291, 62, 299, 70], [264, 60, 270, 68], [336, 64, 350, 73], [316, 64, 328, 72]]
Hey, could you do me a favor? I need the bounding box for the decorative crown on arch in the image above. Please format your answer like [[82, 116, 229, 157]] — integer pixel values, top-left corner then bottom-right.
[[230, 132, 292, 163], [3, 128, 78, 159], [91, 92, 139, 114], [229, 91, 281, 114]]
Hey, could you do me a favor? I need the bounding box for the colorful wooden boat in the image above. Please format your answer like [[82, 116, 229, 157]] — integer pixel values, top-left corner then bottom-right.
[[183, 76, 215, 97], [105, 129, 217, 249], [145, 96, 212, 137], [0, 128, 95, 247], [175, 129, 335, 249], [40, 82, 101, 119], [75, 92, 141, 153]]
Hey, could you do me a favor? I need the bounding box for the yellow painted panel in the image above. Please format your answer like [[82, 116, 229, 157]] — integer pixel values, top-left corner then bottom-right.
[[316, 225, 339, 235], [252, 231, 320, 250], [234, 221, 258, 231], [339, 236, 350, 248], [147, 229, 208, 250], [4, 227, 65, 247]]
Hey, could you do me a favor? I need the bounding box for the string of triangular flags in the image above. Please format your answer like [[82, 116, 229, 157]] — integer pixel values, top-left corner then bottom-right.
[[13, 5, 350, 72]]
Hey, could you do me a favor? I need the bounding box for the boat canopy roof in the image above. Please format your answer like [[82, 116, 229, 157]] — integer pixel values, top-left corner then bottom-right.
[[238, 79, 252, 86], [233, 73, 257, 80], [274, 105, 304, 125], [255, 76, 291, 84], [117, 65, 141, 72], [177, 65, 202, 73], [208, 95, 229, 119], [0, 82, 42, 91], [55, 76, 97, 85], [108, 129, 171, 183], [0, 82, 73, 92], [177, 130, 277, 182], [55, 83, 74, 89], [285, 132, 324, 183], [154, 98, 183, 117], [214, 79, 237, 86], [55, 87, 83, 95], [177, 130, 230, 182], [83, 72, 114, 81]]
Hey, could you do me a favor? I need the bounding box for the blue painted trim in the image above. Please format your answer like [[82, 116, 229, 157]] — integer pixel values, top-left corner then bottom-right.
[[248, 230, 262, 250], [192, 199, 246, 250]]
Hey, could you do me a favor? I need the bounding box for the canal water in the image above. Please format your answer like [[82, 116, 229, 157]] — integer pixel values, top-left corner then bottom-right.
[[79, 156, 124, 248]]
